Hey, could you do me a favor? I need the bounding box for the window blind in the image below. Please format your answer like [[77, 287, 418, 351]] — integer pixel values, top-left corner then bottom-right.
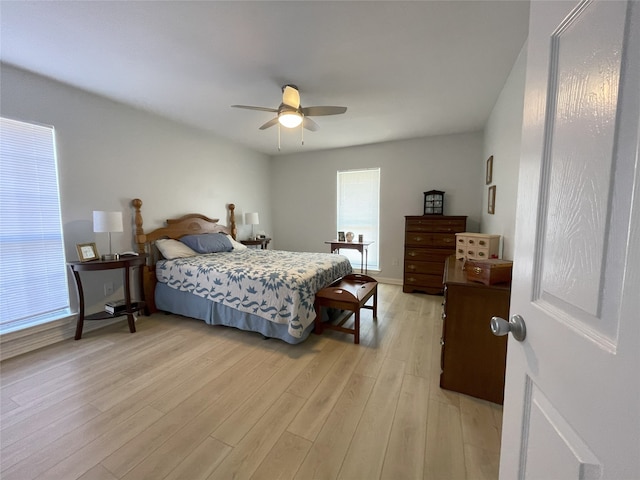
[[0, 117, 70, 333], [337, 168, 380, 270]]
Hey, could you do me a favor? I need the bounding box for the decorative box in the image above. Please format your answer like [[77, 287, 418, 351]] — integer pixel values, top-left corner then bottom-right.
[[464, 259, 513, 286], [455, 232, 501, 261]]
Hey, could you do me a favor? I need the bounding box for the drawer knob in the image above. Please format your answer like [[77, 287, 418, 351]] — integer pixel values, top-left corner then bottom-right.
[[473, 267, 482, 274], [408, 265, 416, 270], [479, 240, 486, 246], [408, 251, 417, 257]]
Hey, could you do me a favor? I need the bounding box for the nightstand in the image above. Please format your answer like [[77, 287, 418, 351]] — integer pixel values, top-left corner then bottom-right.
[[67, 254, 147, 340], [241, 238, 271, 249]]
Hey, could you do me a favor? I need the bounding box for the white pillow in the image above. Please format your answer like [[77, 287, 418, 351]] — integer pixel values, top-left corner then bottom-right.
[[155, 238, 198, 259], [226, 234, 248, 251]]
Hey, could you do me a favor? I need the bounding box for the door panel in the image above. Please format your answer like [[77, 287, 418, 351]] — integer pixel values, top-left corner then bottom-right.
[[501, 1, 640, 478], [536, 0, 627, 342], [523, 379, 601, 479]]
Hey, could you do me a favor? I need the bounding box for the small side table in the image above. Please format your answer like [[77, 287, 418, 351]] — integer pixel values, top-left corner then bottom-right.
[[325, 240, 374, 274], [68, 254, 147, 340], [241, 237, 271, 249]]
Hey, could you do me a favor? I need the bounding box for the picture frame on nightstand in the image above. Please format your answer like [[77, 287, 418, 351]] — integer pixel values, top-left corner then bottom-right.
[[77, 242, 99, 262]]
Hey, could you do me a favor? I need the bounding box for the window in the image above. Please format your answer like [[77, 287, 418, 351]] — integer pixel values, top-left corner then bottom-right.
[[337, 168, 380, 270], [0, 117, 70, 333]]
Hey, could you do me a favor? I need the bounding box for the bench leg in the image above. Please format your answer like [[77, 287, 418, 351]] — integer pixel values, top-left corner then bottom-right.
[[314, 303, 324, 334], [372, 286, 378, 319], [354, 310, 360, 344]]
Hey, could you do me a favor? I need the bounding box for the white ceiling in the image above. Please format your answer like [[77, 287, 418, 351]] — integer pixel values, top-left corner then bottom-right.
[[0, 1, 530, 156]]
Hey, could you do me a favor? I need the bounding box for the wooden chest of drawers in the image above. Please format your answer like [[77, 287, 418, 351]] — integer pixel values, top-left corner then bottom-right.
[[440, 256, 510, 404], [403, 215, 467, 294]]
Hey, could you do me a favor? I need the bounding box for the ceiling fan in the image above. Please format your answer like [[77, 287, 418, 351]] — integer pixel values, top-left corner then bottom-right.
[[231, 84, 347, 132]]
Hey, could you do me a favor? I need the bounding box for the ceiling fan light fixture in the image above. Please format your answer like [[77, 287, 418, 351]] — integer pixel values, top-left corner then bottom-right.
[[278, 111, 303, 128]]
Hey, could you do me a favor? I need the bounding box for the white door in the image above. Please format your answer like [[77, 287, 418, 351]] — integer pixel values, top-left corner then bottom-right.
[[501, 0, 640, 478]]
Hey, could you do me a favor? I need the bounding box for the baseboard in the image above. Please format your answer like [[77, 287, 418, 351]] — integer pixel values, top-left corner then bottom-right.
[[0, 314, 123, 361]]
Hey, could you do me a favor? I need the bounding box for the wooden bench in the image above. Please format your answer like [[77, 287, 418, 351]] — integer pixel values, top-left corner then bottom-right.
[[314, 273, 378, 344]]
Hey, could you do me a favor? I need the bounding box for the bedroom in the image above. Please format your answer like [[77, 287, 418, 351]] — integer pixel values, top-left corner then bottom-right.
[[2, 1, 638, 479]]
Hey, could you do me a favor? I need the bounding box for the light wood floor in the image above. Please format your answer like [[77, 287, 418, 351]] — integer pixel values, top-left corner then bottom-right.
[[0, 284, 502, 480]]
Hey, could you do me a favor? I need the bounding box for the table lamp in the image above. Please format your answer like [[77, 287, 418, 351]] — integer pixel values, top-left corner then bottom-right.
[[245, 212, 259, 240], [93, 211, 123, 260]]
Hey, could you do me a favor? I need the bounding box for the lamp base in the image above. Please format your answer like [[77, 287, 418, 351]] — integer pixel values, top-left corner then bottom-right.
[[101, 254, 119, 261]]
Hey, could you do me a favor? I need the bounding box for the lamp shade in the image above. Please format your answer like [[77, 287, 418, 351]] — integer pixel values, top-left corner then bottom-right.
[[245, 212, 260, 225], [278, 112, 303, 128], [93, 211, 123, 233]]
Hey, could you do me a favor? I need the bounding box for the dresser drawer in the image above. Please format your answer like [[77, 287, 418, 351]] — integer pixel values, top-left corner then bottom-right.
[[405, 248, 452, 263], [466, 248, 492, 260], [404, 260, 445, 276], [406, 218, 467, 233], [403, 273, 444, 290], [405, 233, 456, 248]]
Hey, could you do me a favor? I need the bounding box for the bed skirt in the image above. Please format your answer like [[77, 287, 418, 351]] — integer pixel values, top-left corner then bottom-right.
[[155, 282, 316, 344]]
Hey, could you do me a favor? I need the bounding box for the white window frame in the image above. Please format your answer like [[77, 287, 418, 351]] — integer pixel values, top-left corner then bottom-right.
[[336, 168, 380, 271], [0, 117, 70, 334]]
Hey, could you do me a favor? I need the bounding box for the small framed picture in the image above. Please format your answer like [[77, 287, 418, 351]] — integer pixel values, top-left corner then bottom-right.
[[488, 185, 496, 215], [77, 242, 99, 262], [338, 231, 345, 242], [486, 155, 493, 185]]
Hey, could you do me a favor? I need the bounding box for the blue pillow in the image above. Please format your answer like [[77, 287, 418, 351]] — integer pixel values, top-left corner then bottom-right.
[[180, 233, 233, 254]]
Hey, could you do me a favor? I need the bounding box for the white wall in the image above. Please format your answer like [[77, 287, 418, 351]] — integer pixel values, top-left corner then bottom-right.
[[270, 133, 484, 283], [481, 43, 528, 260], [0, 63, 270, 356]]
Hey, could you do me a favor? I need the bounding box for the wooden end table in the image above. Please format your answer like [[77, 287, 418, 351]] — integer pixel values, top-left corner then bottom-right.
[[68, 254, 147, 340], [325, 240, 374, 274], [241, 237, 271, 249]]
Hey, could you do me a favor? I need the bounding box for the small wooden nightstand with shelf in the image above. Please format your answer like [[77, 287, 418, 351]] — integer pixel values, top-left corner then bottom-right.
[[241, 237, 271, 249], [67, 254, 147, 340]]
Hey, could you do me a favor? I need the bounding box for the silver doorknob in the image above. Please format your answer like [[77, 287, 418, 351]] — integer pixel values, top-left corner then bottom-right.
[[490, 314, 526, 342]]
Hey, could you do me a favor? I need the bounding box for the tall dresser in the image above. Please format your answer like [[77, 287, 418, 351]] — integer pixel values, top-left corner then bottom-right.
[[403, 215, 467, 294]]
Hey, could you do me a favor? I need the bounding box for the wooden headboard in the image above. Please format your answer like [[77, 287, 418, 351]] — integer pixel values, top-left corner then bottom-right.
[[131, 198, 237, 313]]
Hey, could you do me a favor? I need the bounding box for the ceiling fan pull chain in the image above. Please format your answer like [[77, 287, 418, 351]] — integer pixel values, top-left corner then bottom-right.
[[301, 114, 304, 145], [278, 123, 281, 151]]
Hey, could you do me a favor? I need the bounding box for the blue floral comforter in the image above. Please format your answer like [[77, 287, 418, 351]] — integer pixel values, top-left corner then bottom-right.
[[156, 249, 352, 338]]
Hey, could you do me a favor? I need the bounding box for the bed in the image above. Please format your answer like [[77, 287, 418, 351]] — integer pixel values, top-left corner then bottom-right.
[[131, 198, 353, 343]]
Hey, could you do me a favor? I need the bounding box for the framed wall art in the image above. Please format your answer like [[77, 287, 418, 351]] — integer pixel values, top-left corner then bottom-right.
[[486, 155, 493, 185], [488, 185, 496, 215]]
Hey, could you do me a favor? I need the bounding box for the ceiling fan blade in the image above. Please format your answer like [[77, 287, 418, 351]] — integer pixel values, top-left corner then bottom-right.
[[282, 85, 300, 109], [231, 105, 278, 113], [259, 117, 279, 130], [303, 117, 319, 131], [301, 106, 347, 116]]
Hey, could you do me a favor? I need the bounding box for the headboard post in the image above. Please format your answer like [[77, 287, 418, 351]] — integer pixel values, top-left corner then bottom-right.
[[132, 198, 146, 254], [228, 203, 237, 240]]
